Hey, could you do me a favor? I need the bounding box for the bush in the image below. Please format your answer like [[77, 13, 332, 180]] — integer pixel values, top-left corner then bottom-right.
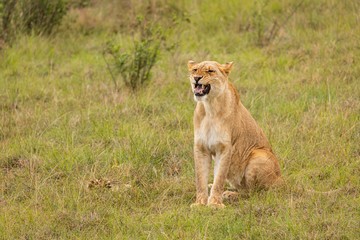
[[103, 19, 162, 92], [0, 0, 67, 42]]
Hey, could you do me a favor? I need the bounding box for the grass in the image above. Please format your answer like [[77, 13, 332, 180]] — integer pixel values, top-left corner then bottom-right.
[[0, 0, 359, 239]]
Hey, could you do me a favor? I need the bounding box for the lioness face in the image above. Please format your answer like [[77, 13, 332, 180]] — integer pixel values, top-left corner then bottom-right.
[[188, 60, 233, 101]]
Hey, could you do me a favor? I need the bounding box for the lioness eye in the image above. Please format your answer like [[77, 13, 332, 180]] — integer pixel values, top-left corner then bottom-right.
[[192, 69, 198, 72], [207, 69, 215, 73]]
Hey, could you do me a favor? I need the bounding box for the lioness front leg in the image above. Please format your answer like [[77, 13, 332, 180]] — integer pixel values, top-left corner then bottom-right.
[[208, 146, 231, 208], [191, 144, 211, 207]]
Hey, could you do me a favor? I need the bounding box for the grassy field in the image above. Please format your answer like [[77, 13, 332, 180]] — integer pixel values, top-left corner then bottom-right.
[[0, 0, 359, 239]]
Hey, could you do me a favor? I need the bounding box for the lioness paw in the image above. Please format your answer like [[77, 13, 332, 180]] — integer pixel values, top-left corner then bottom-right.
[[190, 202, 206, 208], [222, 190, 239, 202], [207, 202, 225, 209], [207, 196, 225, 209], [190, 197, 207, 208]]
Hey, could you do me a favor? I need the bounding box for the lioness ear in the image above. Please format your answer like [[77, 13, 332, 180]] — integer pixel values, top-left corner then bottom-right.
[[221, 62, 234, 75], [188, 60, 196, 71]]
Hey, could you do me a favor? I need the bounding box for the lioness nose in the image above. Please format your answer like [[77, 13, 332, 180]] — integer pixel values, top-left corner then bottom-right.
[[194, 76, 203, 82]]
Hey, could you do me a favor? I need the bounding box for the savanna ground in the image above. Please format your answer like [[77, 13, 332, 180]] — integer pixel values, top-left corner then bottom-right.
[[0, 0, 359, 239]]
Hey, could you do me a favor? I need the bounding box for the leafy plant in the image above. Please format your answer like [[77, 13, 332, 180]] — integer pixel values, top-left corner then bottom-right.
[[0, 0, 67, 42], [103, 18, 162, 92]]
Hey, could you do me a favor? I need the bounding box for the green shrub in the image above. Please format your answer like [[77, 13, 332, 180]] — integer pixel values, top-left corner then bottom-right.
[[104, 19, 162, 92], [0, 0, 67, 42]]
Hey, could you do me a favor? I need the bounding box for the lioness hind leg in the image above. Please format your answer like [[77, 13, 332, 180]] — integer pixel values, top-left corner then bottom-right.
[[243, 149, 282, 189]]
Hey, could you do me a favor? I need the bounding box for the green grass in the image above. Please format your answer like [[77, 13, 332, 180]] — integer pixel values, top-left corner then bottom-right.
[[1, 0, 359, 239]]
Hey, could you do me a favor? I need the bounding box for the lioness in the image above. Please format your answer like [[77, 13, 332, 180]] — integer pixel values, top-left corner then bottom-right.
[[188, 60, 282, 208]]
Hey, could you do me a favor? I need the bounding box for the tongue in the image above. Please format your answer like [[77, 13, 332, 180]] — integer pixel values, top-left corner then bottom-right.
[[194, 86, 204, 94]]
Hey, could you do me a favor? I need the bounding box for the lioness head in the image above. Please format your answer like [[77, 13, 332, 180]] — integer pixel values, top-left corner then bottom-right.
[[188, 60, 233, 101]]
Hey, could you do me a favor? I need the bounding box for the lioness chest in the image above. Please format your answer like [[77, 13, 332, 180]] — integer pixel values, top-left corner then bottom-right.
[[195, 116, 230, 154]]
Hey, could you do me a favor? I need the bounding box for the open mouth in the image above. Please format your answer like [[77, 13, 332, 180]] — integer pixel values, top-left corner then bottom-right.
[[194, 83, 211, 96]]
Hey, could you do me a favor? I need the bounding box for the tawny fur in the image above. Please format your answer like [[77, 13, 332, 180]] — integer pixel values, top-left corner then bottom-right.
[[188, 60, 282, 208]]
